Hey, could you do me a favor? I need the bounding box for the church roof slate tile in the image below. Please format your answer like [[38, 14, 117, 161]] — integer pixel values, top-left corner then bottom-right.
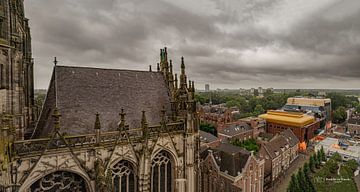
[[33, 65, 172, 138]]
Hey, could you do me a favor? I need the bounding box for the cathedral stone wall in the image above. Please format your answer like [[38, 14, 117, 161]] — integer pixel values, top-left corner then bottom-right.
[[13, 124, 196, 192], [0, 0, 35, 140]]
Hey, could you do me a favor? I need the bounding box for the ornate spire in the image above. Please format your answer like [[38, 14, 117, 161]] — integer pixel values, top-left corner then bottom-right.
[[141, 111, 149, 139], [181, 56, 185, 74], [170, 60, 173, 74], [118, 108, 126, 131], [94, 113, 101, 130], [52, 108, 61, 132], [174, 74, 178, 90], [141, 111, 147, 128], [160, 47, 169, 72], [180, 57, 187, 88]]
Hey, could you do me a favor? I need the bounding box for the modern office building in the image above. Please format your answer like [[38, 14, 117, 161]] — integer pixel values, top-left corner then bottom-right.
[[284, 97, 332, 129]]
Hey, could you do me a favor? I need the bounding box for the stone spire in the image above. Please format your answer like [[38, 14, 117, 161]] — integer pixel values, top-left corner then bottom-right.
[[94, 113, 101, 130], [174, 74, 178, 90], [118, 108, 126, 131], [94, 113, 101, 144], [180, 57, 187, 89], [52, 108, 61, 132], [160, 48, 169, 73], [141, 111, 149, 139]]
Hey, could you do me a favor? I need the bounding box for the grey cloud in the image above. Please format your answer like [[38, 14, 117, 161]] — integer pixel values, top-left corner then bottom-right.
[[25, 0, 360, 89]]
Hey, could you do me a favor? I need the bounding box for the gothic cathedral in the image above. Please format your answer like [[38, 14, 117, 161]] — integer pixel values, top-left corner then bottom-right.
[[0, 1, 200, 192]]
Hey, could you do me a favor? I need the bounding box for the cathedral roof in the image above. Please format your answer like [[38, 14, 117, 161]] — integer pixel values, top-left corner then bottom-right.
[[33, 65, 172, 138]]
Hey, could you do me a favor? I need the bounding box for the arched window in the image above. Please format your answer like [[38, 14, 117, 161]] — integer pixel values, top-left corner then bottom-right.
[[112, 160, 136, 192], [30, 171, 88, 192], [151, 150, 173, 192]]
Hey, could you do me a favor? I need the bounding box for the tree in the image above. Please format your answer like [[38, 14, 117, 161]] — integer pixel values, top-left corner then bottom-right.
[[288, 174, 301, 192], [316, 149, 323, 165], [297, 167, 307, 192], [253, 104, 265, 116], [333, 106, 347, 123], [356, 104, 360, 114], [226, 100, 239, 108], [199, 123, 217, 136], [303, 162, 310, 175], [320, 146, 326, 161], [309, 155, 315, 172], [314, 153, 320, 169], [301, 164, 316, 192], [344, 159, 358, 173], [327, 158, 338, 174]]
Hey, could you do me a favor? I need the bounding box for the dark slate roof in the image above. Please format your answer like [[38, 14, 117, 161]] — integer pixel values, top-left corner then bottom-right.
[[33, 66, 172, 138], [280, 129, 300, 147], [207, 143, 250, 177], [262, 129, 299, 159], [200, 131, 219, 144], [219, 122, 252, 136]]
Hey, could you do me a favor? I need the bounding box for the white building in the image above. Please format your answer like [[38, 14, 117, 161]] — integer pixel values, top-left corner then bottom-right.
[[315, 137, 360, 163]]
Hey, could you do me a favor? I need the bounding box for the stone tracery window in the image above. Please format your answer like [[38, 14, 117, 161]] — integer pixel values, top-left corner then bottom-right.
[[112, 160, 136, 192], [30, 171, 87, 192], [151, 150, 173, 192]]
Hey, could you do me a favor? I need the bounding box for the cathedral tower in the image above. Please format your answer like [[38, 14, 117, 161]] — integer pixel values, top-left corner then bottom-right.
[[0, 0, 35, 140]]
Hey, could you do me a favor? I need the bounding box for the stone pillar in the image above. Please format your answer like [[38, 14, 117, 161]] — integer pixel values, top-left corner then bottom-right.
[[176, 178, 186, 192], [185, 113, 197, 192], [139, 153, 150, 192]]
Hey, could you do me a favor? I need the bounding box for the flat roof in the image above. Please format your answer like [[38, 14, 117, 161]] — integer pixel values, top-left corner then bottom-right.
[[287, 97, 331, 107], [259, 110, 315, 127]]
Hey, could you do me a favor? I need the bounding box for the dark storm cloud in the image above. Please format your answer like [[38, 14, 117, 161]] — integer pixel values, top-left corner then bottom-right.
[[25, 0, 360, 89]]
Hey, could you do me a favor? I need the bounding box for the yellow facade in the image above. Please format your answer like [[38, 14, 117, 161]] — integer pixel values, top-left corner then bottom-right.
[[259, 110, 315, 127], [286, 97, 331, 107]]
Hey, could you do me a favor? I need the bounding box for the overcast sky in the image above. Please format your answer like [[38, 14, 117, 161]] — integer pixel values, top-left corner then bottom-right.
[[25, 0, 360, 90]]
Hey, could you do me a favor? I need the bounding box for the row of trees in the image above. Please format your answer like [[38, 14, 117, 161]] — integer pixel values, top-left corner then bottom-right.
[[327, 93, 359, 123], [195, 91, 298, 119], [288, 147, 326, 192], [195, 91, 359, 123], [199, 123, 217, 136]]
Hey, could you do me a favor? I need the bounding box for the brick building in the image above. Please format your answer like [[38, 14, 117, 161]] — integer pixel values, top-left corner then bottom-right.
[[198, 104, 238, 127], [200, 143, 265, 192], [238, 117, 266, 138], [258, 129, 299, 191], [259, 110, 320, 142], [217, 121, 254, 142], [348, 115, 360, 136]]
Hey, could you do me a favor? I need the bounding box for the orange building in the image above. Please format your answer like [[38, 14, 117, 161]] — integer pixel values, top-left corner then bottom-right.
[[259, 110, 320, 142]]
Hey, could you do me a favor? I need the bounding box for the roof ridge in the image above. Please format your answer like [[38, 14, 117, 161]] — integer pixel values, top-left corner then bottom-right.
[[55, 65, 160, 73]]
